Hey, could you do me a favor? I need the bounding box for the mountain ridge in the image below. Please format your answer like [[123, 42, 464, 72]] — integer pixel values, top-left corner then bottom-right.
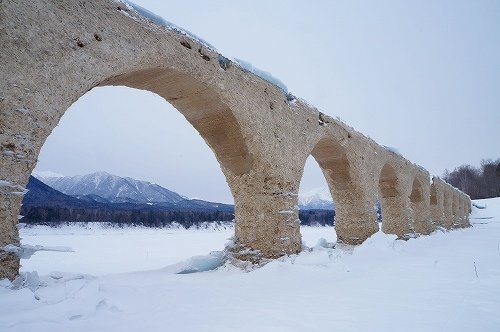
[[298, 187, 334, 210], [35, 171, 186, 204]]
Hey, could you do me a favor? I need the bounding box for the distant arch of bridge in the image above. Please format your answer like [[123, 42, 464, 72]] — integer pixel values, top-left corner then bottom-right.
[[0, 0, 470, 279]]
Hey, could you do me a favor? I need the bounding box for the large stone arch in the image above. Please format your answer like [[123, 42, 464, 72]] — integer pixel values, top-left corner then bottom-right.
[[0, 0, 305, 278], [410, 176, 433, 234], [306, 136, 378, 244], [377, 162, 413, 238], [1, 56, 257, 280]]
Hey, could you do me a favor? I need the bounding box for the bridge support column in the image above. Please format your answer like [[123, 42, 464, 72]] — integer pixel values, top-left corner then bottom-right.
[[412, 199, 433, 235], [452, 195, 461, 228], [462, 200, 471, 227], [430, 180, 445, 228], [410, 179, 434, 235], [430, 201, 445, 228], [0, 159, 27, 280], [231, 171, 302, 260], [334, 184, 379, 245], [381, 195, 414, 238], [0, 193, 21, 280], [457, 198, 469, 228], [1, 82, 42, 279], [378, 164, 413, 238], [443, 192, 453, 229]]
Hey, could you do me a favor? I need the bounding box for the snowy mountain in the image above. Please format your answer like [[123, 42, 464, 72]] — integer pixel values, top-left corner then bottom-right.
[[21, 176, 235, 226], [35, 171, 185, 204], [31, 170, 65, 179], [298, 187, 334, 210]]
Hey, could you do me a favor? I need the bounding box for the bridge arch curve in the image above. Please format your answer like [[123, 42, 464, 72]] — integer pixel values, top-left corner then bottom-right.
[[100, 67, 253, 178], [300, 135, 378, 244], [309, 136, 352, 194]]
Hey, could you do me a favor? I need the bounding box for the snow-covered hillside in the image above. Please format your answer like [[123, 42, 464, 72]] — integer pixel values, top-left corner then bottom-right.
[[298, 187, 334, 210], [36, 171, 185, 204], [1, 198, 499, 331]]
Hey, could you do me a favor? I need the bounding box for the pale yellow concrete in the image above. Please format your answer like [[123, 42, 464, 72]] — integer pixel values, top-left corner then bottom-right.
[[0, 0, 471, 279]]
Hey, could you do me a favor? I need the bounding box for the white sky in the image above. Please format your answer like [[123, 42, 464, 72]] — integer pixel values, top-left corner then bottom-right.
[[35, 0, 500, 204]]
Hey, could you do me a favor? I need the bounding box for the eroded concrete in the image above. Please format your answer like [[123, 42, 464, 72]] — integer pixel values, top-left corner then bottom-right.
[[0, 0, 471, 279]]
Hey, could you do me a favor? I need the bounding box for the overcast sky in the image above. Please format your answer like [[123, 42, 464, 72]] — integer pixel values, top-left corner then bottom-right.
[[35, 0, 499, 203]]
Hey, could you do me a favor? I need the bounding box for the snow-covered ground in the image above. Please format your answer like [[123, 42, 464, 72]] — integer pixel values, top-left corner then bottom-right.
[[1, 198, 500, 331]]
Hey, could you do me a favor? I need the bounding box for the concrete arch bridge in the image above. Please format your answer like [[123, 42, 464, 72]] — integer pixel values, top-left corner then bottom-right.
[[0, 0, 471, 279]]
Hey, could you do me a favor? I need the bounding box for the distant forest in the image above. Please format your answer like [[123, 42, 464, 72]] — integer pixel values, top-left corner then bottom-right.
[[21, 206, 334, 227], [443, 158, 500, 199]]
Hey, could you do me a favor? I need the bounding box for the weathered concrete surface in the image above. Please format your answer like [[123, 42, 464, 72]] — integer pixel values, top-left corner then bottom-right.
[[0, 0, 471, 279], [411, 175, 434, 235], [430, 177, 446, 227]]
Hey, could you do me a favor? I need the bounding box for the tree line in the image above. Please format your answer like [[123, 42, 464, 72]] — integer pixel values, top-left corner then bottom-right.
[[20, 206, 336, 227], [443, 158, 500, 199]]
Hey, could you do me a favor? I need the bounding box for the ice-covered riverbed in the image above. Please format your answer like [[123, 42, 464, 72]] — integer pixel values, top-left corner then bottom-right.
[[2, 199, 500, 332], [19, 224, 336, 275]]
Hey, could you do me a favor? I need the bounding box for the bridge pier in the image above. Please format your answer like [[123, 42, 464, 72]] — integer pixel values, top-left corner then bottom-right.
[[463, 200, 471, 226], [0, 194, 21, 280], [410, 177, 434, 235], [334, 187, 379, 245], [452, 195, 462, 228], [430, 179, 445, 228], [456, 197, 469, 228], [0, 84, 38, 280], [443, 191, 454, 229], [0, 171, 26, 280], [381, 196, 414, 238], [378, 164, 413, 238], [231, 171, 302, 259]]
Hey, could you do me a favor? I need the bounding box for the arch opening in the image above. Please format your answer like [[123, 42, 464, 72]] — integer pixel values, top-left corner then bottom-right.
[[310, 138, 352, 191], [410, 178, 424, 203], [298, 155, 335, 244], [379, 164, 399, 199], [298, 137, 377, 245], [101, 68, 253, 177], [304, 137, 352, 243], [21, 79, 243, 274]]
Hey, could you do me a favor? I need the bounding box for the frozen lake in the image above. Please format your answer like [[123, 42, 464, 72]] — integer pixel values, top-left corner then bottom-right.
[[20, 225, 337, 275], [2, 200, 499, 332]]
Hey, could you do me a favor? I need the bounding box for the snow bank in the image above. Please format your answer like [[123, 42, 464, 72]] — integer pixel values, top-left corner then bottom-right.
[[1, 200, 499, 331]]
